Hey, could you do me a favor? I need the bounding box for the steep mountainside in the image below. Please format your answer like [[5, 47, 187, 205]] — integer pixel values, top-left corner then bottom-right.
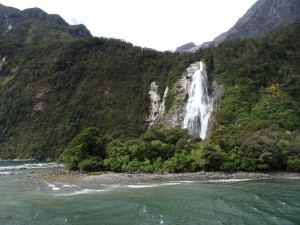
[[0, 4, 91, 42], [0, 4, 195, 159], [176, 0, 300, 52], [213, 0, 300, 43], [60, 23, 300, 172], [0, 4, 299, 172]]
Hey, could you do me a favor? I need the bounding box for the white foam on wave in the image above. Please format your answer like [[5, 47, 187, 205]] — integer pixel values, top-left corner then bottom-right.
[[125, 182, 180, 189], [279, 200, 286, 205], [44, 181, 60, 191], [172, 180, 196, 184], [52, 186, 61, 191], [55, 189, 106, 197], [0, 162, 63, 171], [206, 179, 252, 183], [62, 184, 78, 188], [141, 205, 147, 213], [160, 215, 164, 224]]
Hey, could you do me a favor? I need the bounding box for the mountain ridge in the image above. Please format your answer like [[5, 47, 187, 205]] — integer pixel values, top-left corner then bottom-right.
[[176, 0, 300, 52], [0, 3, 299, 172], [0, 4, 91, 43]]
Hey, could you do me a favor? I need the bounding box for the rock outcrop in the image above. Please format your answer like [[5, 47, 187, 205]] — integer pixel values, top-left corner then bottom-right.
[[147, 62, 224, 140], [146, 82, 168, 126], [175, 42, 197, 52]]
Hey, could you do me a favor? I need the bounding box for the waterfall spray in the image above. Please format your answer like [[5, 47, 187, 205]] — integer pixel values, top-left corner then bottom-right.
[[182, 61, 213, 140]]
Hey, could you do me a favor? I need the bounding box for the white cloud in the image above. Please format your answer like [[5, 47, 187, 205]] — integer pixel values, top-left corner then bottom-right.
[[70, 17, 86, 25], [0, 0, 257, 51]]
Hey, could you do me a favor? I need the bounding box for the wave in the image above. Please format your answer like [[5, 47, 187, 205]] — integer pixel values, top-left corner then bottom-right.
[[55, 189, 107, 197], [44, 181, 61, 191], [125, 182, 181, 189], [52, 182, 183, 197], [206, 179, 253, 183], [0, 171, 14, 176], [0, 162, 63, 171]]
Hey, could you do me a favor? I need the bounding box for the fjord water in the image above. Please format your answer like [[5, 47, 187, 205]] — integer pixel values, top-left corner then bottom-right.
[[1, 161, 300, 225], [183, 61, 213, 140]]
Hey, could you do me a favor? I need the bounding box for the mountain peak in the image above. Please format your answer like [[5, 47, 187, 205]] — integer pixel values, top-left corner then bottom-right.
[[176, 0, 300, 52], [175, 42, 197, 52], [0, 4, 91, 42], [213, 0, 300, 43]]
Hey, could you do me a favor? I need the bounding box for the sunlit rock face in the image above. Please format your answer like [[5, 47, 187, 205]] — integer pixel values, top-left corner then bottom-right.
[[147, 61, 224, 140], [146, 82, 168, 126]]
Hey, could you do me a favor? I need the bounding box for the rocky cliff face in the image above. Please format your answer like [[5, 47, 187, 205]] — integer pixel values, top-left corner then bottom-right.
[[147, 62, 224, 140], [214, 0, 300, 43], [146, 82, 168, 126], [176, 0, 300, 52], [175, 42, 197, 52]]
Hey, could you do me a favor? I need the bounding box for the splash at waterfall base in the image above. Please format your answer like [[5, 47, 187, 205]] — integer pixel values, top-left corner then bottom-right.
[[147, 61, 224, 141]]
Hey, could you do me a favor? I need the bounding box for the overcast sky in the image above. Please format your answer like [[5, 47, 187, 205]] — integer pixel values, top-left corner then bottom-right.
[[1, 0, 257, 51]]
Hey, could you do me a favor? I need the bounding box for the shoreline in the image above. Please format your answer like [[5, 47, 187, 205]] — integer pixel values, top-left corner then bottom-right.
[[42, 171, 300, 185]]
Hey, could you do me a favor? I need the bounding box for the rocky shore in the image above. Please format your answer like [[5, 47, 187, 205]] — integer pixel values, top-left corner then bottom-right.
[[42, 170, 300, 185]]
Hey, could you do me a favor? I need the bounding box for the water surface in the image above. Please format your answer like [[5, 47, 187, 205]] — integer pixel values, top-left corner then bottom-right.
[[1, 161, 299, 225]]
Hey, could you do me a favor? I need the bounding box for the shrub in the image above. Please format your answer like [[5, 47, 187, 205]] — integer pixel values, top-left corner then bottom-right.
[[78, 157, 103, 171]]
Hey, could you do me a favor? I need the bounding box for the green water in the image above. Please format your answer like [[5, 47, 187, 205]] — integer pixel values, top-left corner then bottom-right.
[[1, 161, 300, 225]]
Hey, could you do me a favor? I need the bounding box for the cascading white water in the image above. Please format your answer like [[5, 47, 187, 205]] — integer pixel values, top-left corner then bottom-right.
[[183, 61, 213, 140]]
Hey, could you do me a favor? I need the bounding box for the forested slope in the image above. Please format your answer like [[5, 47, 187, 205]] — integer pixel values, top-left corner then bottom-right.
[[62, 23, 300, 172], [199, 23, 300, 171], [0, 3, 299, 171]]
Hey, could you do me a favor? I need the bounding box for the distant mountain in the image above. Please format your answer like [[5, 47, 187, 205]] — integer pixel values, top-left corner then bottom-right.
[[175, 42, 197, 52], [213, 0, 300, 43], [0, 4, 91, 42], [176, 0, 300, 52]]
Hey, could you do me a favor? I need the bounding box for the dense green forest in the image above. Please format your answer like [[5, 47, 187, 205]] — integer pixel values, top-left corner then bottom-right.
[[0, 5, 196, 159], [61, 23, 300, 172], [0, 36, 195, 159], [0, 4, 299, 171]]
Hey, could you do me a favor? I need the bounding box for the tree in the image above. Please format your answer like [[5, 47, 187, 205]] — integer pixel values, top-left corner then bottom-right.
[[59, 126, 105, 170]]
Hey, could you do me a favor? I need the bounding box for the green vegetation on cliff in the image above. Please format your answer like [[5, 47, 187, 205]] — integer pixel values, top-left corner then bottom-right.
[[199, 23, 300, 171], [0, 36, 194, 159], [0, 3, 299, 171], [0, 5, 195, 159], [60, 23, 300, 172]]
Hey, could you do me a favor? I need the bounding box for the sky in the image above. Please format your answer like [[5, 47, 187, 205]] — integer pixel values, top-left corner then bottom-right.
[[0, 0, 257, 51]]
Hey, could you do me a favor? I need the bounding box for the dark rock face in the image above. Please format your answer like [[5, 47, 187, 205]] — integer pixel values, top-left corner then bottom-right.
[[175, 42, 197, 52], [23, 8, 48, 20], [213, 0, 300, 43], [176, 0, 300, 51], [69, 24, 91, 38]]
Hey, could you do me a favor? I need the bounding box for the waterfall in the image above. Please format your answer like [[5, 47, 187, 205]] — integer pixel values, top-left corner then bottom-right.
[[183, 61, 213, 140]]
